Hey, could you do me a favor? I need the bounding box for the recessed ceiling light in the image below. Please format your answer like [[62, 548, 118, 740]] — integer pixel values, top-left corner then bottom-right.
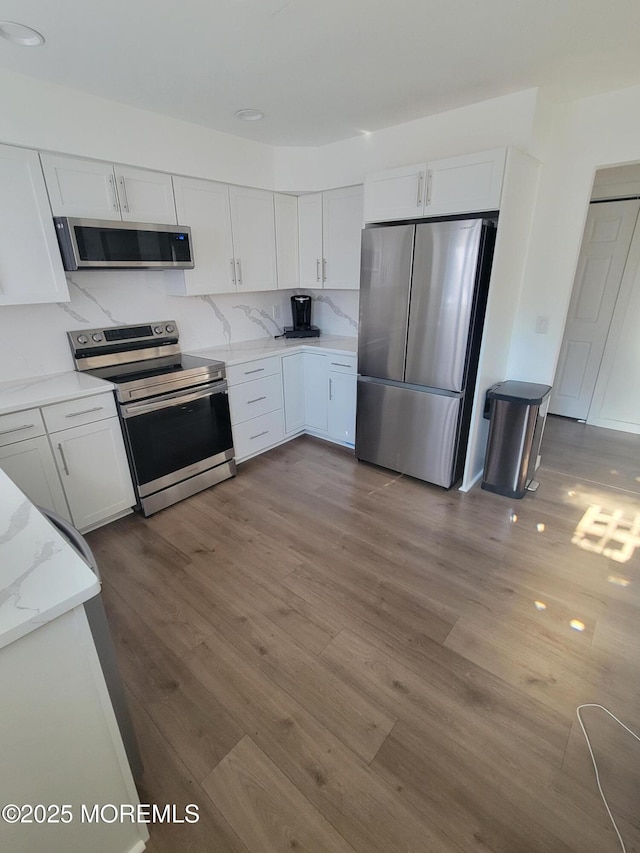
[[0, 21, 45, 47], [235, 109, 264, 122]]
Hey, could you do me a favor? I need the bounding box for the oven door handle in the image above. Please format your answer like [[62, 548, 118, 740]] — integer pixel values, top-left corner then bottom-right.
[[121, 381, 228, 418]]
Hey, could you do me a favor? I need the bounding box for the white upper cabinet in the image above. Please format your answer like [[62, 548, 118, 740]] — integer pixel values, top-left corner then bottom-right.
[[172, 176, 236, 294], [170, 179, 279, 295], [298, 193, 324, 289], [274, 193, 299, 289], [322, 186, 363, 290], [363, 148, 506, 222], [364, 163, 428, 223], [298, 186, 363, 290], [114, 165, 176, 224], [0, 144, 69, 305], [40, 153, 177, 224], [427, 149, 506, 217], [228, 185, 278, 292]]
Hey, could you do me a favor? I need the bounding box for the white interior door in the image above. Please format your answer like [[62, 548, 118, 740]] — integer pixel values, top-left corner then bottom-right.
[[550, 199, 640, 418], [587, 219, 640, 433]]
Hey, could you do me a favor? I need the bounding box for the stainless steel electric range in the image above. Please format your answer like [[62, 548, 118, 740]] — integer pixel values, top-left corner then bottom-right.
[[69, 320, 235, 516]]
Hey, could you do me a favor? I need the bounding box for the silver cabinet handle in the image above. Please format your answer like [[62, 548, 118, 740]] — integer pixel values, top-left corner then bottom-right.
[[416, 172, 424, 207], [329, 377, 333, 401], [244, 367, 264, 375], [0, 423, 35, 436], [316, 259, 321, 282], [331, 362, 352, 368], [229, 259, 236, 286], [322, 258, 327, 282], [64, 406, 103, 419], [250, 430, 268, 441], [247, 396, 267, 405], [425, 170, 432, 205], [118, 176, 130, 213], [57, 443, 70, 476], [236, 259, 243, 285], [108, 174, 120, 212]]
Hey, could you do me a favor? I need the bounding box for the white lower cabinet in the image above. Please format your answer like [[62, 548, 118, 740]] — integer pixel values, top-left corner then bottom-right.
[[282, 352, 305, 434], [303, 353, 329, 432], [228, 348, 357, 464], [232, 410, 285, 461], [50, 417, 135, 533], [0, 435, 70, 520], [303, 352, 357, 445], [228, 357, 284, 462], [0, 394, 135, 532], [328, 370, 357, 447]]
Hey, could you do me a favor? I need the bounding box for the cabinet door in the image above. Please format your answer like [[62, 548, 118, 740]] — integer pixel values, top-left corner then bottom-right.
[[363, 163, 427, 223], [298, 193, 323, 289], [0, 436, 70, 519], [274, 193, 299, 289], [172, 176, 236, 294], [0, 145, 69, 305], [426, 148, 506, 216], [40, 153, 121, 220], [52, 418, 135, 532], [282, 353, 305, 434], [328, 371, 357, 446], [115, 165, 177, 225], [303, 352, 328, 432], [323, 186, 363, 290], [228, 186, 277, 292]]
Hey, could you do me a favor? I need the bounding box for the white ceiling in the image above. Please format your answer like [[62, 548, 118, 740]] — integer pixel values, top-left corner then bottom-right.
[[1, 0, 640, 147]]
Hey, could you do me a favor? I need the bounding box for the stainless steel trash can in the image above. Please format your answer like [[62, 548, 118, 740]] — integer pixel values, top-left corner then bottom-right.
[[481, 381, 552, 498]]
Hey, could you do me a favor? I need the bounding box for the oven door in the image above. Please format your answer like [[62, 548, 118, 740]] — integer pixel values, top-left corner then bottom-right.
[[120, 381, 234, 497]]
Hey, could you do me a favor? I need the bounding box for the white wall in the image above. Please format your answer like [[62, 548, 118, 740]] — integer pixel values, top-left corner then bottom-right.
[[312, 89, 540, 189], [507, 83, 640, 385], [0, 69, 275, 189]]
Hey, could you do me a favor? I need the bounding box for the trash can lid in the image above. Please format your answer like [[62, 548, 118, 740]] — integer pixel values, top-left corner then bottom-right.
[[487, 380, 552, 404]]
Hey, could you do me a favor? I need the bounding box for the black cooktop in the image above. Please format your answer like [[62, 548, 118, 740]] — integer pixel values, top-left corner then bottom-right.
[[90, 353, 222, 386]]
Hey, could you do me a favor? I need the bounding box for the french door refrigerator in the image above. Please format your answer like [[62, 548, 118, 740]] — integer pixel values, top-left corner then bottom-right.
[[355, 217, 496, 488]]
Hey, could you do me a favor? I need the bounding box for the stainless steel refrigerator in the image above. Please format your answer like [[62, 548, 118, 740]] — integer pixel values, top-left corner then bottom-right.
[[355, 217, 496, 488]]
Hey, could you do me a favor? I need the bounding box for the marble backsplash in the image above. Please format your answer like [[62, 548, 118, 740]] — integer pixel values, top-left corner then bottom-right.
[[0, 272, 359, 381]]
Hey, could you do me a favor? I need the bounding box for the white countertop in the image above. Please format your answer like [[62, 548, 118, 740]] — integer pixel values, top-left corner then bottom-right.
[[188, 334, 357, 365], [0, 470, 100, 651], [0, 371, 114, 417]]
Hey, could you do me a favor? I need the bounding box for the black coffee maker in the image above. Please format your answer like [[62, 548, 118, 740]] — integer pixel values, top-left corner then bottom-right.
[[283, 295, 320, 338]]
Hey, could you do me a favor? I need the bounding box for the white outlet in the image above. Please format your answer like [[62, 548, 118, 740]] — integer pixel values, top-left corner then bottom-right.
[[535, 315, 550, 335], [272, 305, 281, 320]]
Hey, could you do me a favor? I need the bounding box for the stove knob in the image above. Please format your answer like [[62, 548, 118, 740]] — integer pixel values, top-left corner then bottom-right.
[[76, 334, 88, 345], [154, 326, 163, 334], [165, 323, 175, 333], [91, 333, 103, 342]]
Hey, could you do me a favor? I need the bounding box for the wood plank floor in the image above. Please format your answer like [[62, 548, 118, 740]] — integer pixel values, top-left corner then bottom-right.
[[87, 415, 640, 853]]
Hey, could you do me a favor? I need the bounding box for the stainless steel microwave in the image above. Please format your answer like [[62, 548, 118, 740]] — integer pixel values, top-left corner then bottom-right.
[[53, 217, 194, 271]]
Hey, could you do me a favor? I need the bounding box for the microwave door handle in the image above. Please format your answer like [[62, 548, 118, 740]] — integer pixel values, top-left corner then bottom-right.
[[121, 382, 228, 418]]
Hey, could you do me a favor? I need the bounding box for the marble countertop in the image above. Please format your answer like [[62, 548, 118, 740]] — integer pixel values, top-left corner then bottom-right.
[[0, 372, 115, 417], [188, 334, 358, 366], [0, 336, 357, 417], [0, 470, 100, 651]]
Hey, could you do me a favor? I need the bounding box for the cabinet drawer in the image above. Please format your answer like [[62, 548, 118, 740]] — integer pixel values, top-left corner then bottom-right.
[[227, 356, 281, 386], [0, 408, 45, 447], [42, 392, 117, 433], [229, 373, 282, 425], [233, 409, 284, 460], [326, 354, 357, 374]]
